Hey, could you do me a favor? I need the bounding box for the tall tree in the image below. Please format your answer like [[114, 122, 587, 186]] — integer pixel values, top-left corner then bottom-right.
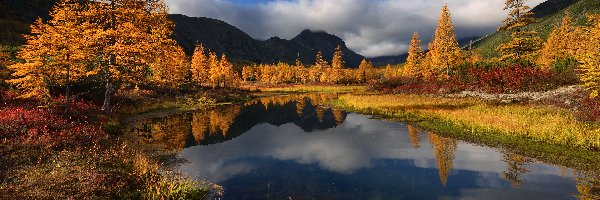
[[9, 0, 95, 100], [497, 0, 542, 62], [538, 14, 577, 70], [404, 32, 425, 78], [329, 45, 345, 83], [426, 3, 463, 76], [9, 0, 181, 111], [191, 43, 209, 86], [310, 51, 327, 83], [576, 14, 600, 98]]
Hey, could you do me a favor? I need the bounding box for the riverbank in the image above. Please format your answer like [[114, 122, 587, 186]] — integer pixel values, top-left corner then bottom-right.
[[0, 88, 246, 199], [332, 91, 600, 172]]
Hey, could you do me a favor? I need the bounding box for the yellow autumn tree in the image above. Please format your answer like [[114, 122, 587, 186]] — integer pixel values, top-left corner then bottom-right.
[[150, 44, 189, 88], [538, 14, 577, 70], [426, 3, 463, 76], [241, 65, 255, 82], [207, 52, 220, 88], [576, 14, 600, 98], [191, 43, 209, 86], [218, 54, 240, 88], [329, 45, 345, 83], [9, 0, 182, 110], [310, 51, 327, 83], [8, 0, 95, 100], [497, 0, 543, 63], [356, 59, 375, 83], [404, 32, 425, 78]]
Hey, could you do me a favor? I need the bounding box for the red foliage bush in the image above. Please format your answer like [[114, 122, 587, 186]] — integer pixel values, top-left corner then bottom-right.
[[0, 96, 107, 149], [378, 64, 579, 94]]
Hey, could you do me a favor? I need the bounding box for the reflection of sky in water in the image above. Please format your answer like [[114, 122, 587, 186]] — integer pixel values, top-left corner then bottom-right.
[[179, 113, 578, 199]]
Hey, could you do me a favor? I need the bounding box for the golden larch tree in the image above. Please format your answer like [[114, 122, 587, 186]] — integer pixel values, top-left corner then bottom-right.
[[404, 32, 425, 78], [329, 45, 345, 83], [497, 0, 542, 63], [426, 3, 463, 76], [191, 43, 209, 86], [538, 14, 577, 70], [576, 14, 600, 98], [9, 0, 95, 100]]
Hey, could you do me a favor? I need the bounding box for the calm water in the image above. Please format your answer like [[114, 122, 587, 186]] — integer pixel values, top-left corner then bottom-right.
[[128, 94, 598, 200]]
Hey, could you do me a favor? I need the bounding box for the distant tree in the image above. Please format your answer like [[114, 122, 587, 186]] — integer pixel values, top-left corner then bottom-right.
[[576, 14, 600, 98], [356, 59, 375, 83], [310, 51, 327, 83], [404, 32, 425, 78], [538, 14, 578, 70], [497, 0, 543, 63], [191, 43, 209, 86], [150, 45, 189, 89], [218, 54, 240, 88], [241, 65, 255, 82], [207, 52, 220, 88], [329, 45, 345, 83], [426, 3, 463, 76]]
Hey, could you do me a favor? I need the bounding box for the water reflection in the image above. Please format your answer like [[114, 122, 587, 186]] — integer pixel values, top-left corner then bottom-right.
[[127, 94, 600, 199]]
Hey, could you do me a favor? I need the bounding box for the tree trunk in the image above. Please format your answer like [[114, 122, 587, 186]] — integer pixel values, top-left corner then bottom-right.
[[101, 81, 115, 112]]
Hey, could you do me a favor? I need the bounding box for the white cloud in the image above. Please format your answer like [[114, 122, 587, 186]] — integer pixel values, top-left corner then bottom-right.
[[165, 0, 546, 57]]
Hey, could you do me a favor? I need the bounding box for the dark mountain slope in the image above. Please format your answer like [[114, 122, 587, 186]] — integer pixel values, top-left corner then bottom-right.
[[169, 14, 365, 67], [0, 0, 57, 45]]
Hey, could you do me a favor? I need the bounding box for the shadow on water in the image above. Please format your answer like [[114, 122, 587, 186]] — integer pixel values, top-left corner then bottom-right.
[[125, 93, 600, 200]]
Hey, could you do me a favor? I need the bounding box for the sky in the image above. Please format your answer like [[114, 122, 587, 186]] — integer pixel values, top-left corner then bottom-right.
[[164, 0, 546, 58]]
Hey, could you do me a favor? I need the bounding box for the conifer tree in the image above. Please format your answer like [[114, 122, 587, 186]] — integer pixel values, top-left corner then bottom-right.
[[310, 51, 327, 83], [9, 0, 94, 100], [191, 43, 208, 85], [538, 14, 577, 70], [497, 0, 542, 62], [426, 3, 463, 76], [9, 0, 181, 110], [330, 45, 345, 83], [207, 52, 220, 88], [576, 14, 600, 98], [150, 45, 188, 88], [404, 32, 425, 78]]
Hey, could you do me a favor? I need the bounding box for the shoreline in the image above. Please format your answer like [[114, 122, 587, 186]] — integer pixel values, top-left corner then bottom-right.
[[330, 91, 600, 173]]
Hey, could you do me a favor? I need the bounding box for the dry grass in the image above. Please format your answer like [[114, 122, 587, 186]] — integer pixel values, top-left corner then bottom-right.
[[259, 85, 367, 93], [337, 94, 600, 149]]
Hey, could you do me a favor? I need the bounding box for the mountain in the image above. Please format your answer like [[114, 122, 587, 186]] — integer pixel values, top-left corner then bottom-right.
[[169, 14, 365, 67], [291, 30, 364, 68], [0, 0, 57, 45], [473, 0, 599, 59]]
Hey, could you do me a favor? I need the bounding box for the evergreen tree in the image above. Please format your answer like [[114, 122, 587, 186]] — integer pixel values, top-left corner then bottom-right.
[[404, 32, 425, 78], [497, 0, 542, 63], [426, 3, 462, 76]]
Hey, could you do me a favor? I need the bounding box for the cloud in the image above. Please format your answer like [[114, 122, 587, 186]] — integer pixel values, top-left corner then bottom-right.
[[165, 0, 545, 57]]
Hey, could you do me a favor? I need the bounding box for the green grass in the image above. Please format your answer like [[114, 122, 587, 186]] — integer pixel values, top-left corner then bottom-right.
[[332, 93, 600, 172], [473, 0, 600, 59]]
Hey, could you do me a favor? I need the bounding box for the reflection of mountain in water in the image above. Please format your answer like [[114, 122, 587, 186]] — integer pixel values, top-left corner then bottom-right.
[[127, 94, 347, 150]]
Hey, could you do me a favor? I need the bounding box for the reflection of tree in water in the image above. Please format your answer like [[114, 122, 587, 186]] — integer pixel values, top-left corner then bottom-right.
[[501, 151, 532, 188], [428, 133, 458, 186], [129, 114, 193, 150], [576, 172, 600, 200], [129, 93, 348, 150], [407, 125, 423, 148]]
